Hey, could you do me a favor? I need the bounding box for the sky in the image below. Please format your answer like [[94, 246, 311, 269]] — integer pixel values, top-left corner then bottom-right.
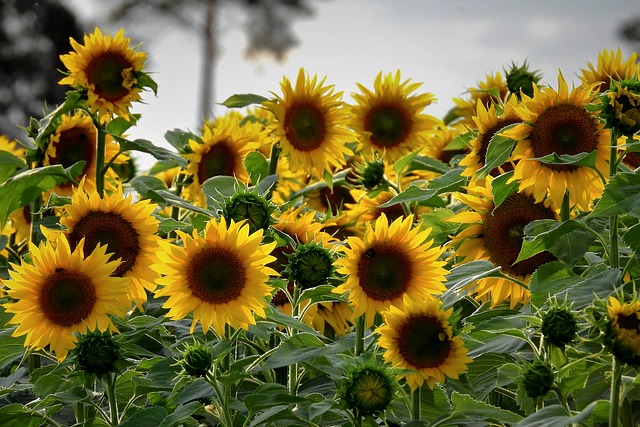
[[62, 0, 640, 171]]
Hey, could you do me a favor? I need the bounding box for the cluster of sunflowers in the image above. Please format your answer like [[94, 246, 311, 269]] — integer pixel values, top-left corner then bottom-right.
[[0, 27, 640, 426]]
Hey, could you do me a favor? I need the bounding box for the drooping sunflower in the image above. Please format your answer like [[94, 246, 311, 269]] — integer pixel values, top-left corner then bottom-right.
[[55, 183, 162, 308], [605, 296, 640, 365], [376, 295, 472, 391], [44, 111, 123, 196], [580, 48, 640, 92], [184, 112, 261, 205], [506, 72, 610, 211], [59, 27, 148, 120], [153, 216, 277, 335], [452, 71, 510, 126], [3, 237, 129, 361], [264, 68, 354, 180], [333, 213, 448, 327], [459, 96, 522, 179], [351, 71, 440, 164], [447, 182, 558, 308]]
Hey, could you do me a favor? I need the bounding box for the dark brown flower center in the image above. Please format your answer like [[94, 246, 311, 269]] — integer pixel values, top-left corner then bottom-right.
[[529, 104, 599, 172], [617, 313, 640, 333], [482, 193, 556, 276], [365, 104, 411, 148], [187, 247, 246, 304], [357, 244, 412, 301], [40, 267, 97, 326], [50, 124, 97, 188], [86, 52, 132, 101], [396, 314, 451, 369], [197, 140, 236, 182], [308, 185, 355, 213], [284, 102, 326, 151], [477, 118, 521, 176], [68, 211, 141, 277]]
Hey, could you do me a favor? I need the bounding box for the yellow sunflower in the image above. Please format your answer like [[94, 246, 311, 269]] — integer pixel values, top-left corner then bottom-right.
[[264, 68, 354, 180], [376, 295, 472, 391], [153, 216, 277, 334], [44, 111, 123, 196], [505, 72, 610, 211], [59, 27, 147, 120], [459, 96, 522, 180], [452, 72, 510, 126], [351, 71, 440, 163], [606, 296, 640, 364], [3, 237, 128, 361], [333, 213, 448, 327], [184, 112, 261, 205], [340, 189, 412, 235], [422, 123, 470, 168], [580, 48, 640, 92], [447, 182, 558, 308], [0, 134, 25, 158], [55, 183, 161, 308]]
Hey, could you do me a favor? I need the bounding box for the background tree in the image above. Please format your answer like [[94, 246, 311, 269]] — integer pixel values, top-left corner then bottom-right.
[[0, 0, 82, 141], [101, 0, 318, 121], [620, 15, 640, 54]]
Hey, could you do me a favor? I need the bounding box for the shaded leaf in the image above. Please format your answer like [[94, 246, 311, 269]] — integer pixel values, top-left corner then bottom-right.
[[220, 93, 269, 108], [589, 171, 640, 218], [379, 168, 466, 208], [118, 138, 187, 167], [476, 131, 517, 179]]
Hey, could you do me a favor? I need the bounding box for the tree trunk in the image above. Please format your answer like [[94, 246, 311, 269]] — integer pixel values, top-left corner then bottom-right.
[[200, 0, 217, 122]]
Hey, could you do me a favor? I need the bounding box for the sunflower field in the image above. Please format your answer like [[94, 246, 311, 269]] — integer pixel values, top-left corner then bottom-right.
[[1, 27, 640, 427]]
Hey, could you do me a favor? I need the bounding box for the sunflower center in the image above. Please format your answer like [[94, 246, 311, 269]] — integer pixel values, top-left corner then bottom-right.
[[357, 244, 412, 301], [39, 267, 97, 327], [477, 118, 520, 176], [197, 140, 236, 182], [365, 105, 410, 148], [86, 52, 132, 101], [617, 313, 640, 333], [482, 193, 556, 276], [187, 247, 247, 304], [529, 104, 599, 172], [51, 126, 96, 177], [396, 314, 451, 369], [68, 211, 141, 277], [284, 103, 326, 151]]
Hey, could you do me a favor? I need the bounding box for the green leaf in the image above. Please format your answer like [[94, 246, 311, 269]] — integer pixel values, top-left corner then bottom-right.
[[136, 71, 159, 95], [0, 165, 73, 228], [476, 128, 518, 179], [106, 115, 139, 136], [172, 379, 215, 406], [529, 262, 579, 309], [0, 151, 27, 184], [159, 401, 202, 427], [441, 260, 502, 308], [555, 268, 621, 309], [149, 189, 216, 218], [118, 137, 187, 168], [394, 150, 420, 175], [409, 155, 451, 175], [418, 208, 459, 247], [119, 406, 168, 427], [379, 167, 466, 208], [220, 93, 269, 108], [491, 171, 519, 208], [589, 171, 640, 218], [0, 404, 42, 427], [245, 151, 269, 184], [623, 222, 640, 254], [0, 327, 26, 371], [201, 175, 243, 208], [156, 216, 192, 234], [516, 219, 593, 265], [513, 401, 599, 427], [433, 391, 523, 425], [262, 333, 354, 370], [130, 175, 168, 200], [164, 128, 198, 153], [532, 150, 598, 169]]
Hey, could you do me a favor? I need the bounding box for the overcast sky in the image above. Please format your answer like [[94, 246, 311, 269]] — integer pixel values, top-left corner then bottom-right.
[[63, 0, 640, 171]]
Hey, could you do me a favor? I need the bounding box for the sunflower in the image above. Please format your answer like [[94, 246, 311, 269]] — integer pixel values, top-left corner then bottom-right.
[[3, 237, 128, 361], [55, 183, 161, 308], [0, 134, 25, 158], [605, 296, 640, 365], [505, 72, 610, 211], [447, 182, 558, 308], [459, 96, 522, 179], [333, 213, 448, 327], [340, 189, 410, 234], [579, 48, 640, 92], [452, 72, 510, 126], [184, 112, 261, 205], [44, 111, 123, 196], [59, 27, 148, 120], [422, 123, 470, 167], [264, 68, 354, 180], [376, 295, 472, 391], [351, 71, 440, 163], [153, 216, 277, 334]]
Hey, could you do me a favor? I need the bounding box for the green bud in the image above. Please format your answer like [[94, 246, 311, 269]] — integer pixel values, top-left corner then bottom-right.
[[341, 366, 394, 416], [221, 189, 274, 234], [521, 360, 554, 400], [286, 242, 335, 289], [180, 341, 214, 377], [541, 306, 578, 348], [75, 332, 120, 376], [505, 61, 542, 99]]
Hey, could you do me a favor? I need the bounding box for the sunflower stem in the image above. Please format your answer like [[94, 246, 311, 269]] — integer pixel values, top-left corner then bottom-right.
[[354, 314, 365, 356], [411, 385, 421, 421], [96, 125, 107, 198], [289, 283, 301, 396], [609, 128, 620, 271], [609, 358, 623, 427], [104, 372, 119, 425], [265, 143, 281, 200]]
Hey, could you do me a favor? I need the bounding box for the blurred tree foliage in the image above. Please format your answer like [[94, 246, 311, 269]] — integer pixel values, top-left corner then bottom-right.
[[102, 0, 319, 119], [620, 15, 640, 53], [0, 0, 82, 141]]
